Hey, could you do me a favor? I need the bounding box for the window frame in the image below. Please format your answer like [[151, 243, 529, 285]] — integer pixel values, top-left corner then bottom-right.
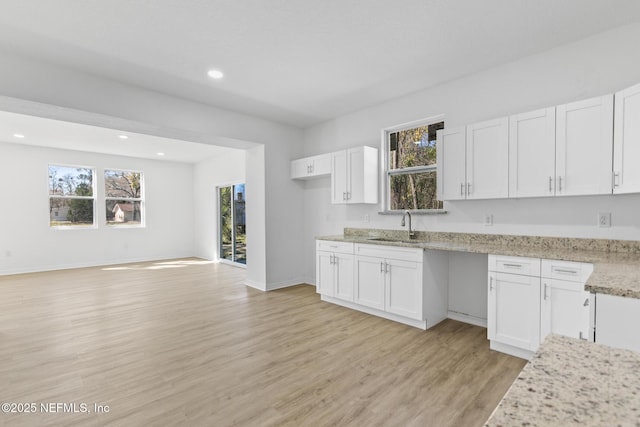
[[104, 168, 145, 228], [48, 163, 97, 229], [380, 114, 446, 213]]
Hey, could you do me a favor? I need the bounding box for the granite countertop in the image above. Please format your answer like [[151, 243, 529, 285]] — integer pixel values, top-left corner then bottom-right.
[[484, 334, 640, 426], [316, 229, 640, 299]]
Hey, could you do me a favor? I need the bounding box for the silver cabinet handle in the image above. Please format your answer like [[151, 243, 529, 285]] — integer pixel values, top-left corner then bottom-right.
[[489, 276, 494, 291], [543, 282, 548, 300], [385, 263, 389, 274], [333, 256, 338, 266], [467, 182, 471, 195], [342, 192, 346, 201], [460, 183, 464, 196], [549, 176, 553, 193], [503, 263, 522, 269], [346, 192, 351, 200], [558, 176, 563, 192], [380, 262, 384, 273], [553, 268, 578, 275], [583, 298, 589, 307], [613, 172, 620, 187], [579, 331, 587, 341], [310, 164, 313, 174]]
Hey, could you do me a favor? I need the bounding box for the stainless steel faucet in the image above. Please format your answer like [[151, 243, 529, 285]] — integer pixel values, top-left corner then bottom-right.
[[401, 210, 415, 239]]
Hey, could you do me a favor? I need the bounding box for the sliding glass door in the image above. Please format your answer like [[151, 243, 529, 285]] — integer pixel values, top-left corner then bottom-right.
[[219, 183, 246, 265]]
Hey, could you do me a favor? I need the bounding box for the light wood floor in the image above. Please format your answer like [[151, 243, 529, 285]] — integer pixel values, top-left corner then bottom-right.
[[0, 259, 525, 427]]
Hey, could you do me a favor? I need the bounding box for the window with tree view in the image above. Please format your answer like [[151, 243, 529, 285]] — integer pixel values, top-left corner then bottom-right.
[[388, 120, 444, 211], [105, 169, 143, 226], [49, 165, 95, 227]]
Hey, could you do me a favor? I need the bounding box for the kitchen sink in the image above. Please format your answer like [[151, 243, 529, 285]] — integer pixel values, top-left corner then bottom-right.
[[367, 237, 415, 243]]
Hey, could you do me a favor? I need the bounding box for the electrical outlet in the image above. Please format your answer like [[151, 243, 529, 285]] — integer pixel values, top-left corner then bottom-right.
[[484, 214, 493, 226], [598, 212, 611, 228]]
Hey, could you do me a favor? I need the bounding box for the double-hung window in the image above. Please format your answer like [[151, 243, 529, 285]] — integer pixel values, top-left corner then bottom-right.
[[104, 169, 144, 226], [384, 118, 444, 211], [48, 165, 96, 227]]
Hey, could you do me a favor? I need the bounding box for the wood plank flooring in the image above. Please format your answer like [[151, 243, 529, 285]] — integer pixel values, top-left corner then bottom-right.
[[0, 259, 526, 426]]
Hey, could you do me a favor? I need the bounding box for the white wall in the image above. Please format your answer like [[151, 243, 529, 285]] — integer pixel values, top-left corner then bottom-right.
[[0, 141, 194, 274], [301, 23, 640, 284], [193, 149, 246, 261], [0, 49, 306, 290]]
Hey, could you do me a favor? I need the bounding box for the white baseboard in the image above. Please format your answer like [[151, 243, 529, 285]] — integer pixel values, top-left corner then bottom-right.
[[490, 341, 534, 360], [0, 254, 199, 276], [447, 311, 487, 328]]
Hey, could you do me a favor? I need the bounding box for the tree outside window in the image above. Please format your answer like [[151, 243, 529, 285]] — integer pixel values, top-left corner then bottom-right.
[[104, 169, 143, 226], [387, 121, 444, 210], [49, 165, 95, 227]]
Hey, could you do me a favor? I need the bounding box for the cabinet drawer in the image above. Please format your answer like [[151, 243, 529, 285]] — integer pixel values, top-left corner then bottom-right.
[[541, 259, 593, 283], [316, 240, 354, 254], [489, 255, 540, 276], [355, 243, 423, 262]]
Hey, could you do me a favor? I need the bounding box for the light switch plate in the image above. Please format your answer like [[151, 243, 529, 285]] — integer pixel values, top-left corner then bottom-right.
[[598, 212, 611, 228]]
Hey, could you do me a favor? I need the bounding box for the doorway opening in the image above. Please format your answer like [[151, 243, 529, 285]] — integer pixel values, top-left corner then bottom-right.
[[218, 183, 246, 265]]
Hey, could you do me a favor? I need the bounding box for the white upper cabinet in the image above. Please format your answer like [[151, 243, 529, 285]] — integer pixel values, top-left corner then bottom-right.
[[466, 117, 509, 200], [291, 153, 331, 180], [614, 82, 640, 194], [555, 95, 614, 196], [509, 107, 556, 198], [436, 126, 467, 200], [331, 146, 378, 204]]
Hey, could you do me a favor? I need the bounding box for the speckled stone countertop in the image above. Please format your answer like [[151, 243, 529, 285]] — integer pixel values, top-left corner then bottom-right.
[[316, 228, 640, 299], [484, 334, 640, 426]]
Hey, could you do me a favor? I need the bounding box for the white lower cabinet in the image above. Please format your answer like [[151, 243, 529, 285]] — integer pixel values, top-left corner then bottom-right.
[[354, 255, 385, 310], [593, 293, 640, 352], [317, 240, 448, 329], [354, 244, 425, 321], [488, 255, 594, 360], [488, 256, 541, 359], [540, 260, 592, 342], [316, 241, 354, 301]]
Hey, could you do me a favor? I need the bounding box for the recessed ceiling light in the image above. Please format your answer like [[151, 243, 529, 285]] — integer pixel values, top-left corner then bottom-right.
[[207, 69, 224, 80], [119, 135, 128, 140], [156, 152, 165, 156], [13, 133, 25, 138]]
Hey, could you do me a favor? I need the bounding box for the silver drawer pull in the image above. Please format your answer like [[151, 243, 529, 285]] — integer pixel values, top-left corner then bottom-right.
[[503, 263, 522, 268], [553, 268, 578, 275]]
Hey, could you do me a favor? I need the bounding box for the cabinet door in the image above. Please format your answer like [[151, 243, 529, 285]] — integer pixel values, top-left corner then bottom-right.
[[346, 146, 378, 204], [316, 251, 335, 296], [466, 117, 509, 200], [331, 150, 348, 204], [311, 153, 331, 177], [540, 279, 590, 341], [436, 126, 467, 200], [334, 253, 354, 302], [488, 272, 541, 351], [354, 256, 385, 310], [509, 108, 556, 198], [595, 293, 640, 352], [347, 147, 363, 203], [556, 95, 613, 196], [385, 259, 422, 320], [290, 158, 309, 179], [614, 83, 640, 194]]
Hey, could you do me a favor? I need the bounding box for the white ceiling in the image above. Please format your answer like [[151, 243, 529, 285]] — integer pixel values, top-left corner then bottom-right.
[[0, 110, 232, 163], [0, 0, 639, 130]]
